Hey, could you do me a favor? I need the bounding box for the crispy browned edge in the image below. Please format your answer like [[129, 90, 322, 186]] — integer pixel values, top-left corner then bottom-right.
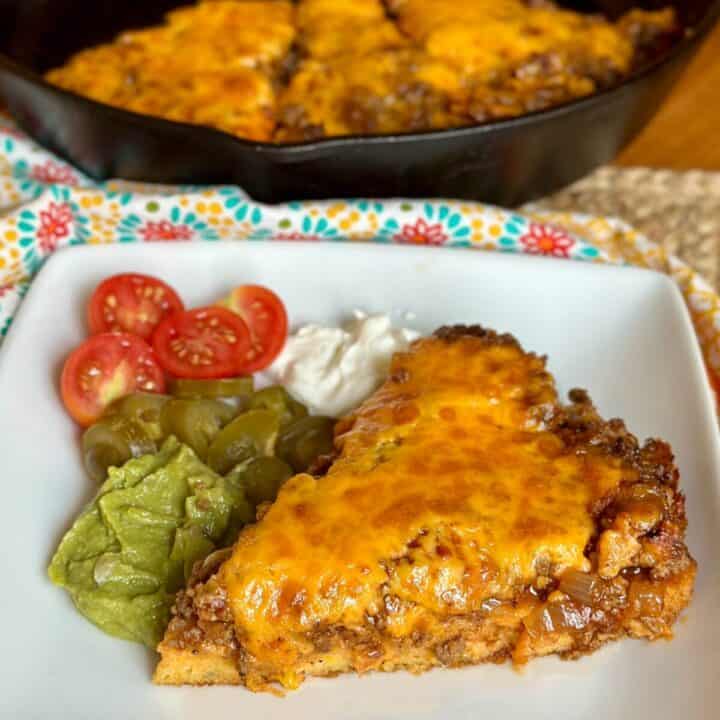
[[154, 324, 696, 689]]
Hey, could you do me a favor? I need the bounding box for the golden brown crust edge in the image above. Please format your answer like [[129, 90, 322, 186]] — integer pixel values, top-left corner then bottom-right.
[[154, 324, 696, 690]]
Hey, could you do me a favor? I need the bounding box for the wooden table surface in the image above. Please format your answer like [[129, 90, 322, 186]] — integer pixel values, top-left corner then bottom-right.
[[617, 20, 720, 170]]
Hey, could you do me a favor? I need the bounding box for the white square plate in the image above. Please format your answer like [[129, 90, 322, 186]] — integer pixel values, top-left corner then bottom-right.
[[1, 242, 718, 720]]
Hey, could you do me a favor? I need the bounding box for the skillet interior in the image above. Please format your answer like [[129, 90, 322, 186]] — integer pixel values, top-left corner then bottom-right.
[[0, 0, 717, 203], [0, 1, 712, 77]]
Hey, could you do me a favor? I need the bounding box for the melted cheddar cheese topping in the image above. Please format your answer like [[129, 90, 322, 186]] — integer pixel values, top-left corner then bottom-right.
[[46, 1, 293, 142], [47, 0, 677, 142], [220, 334, 631, 668], [394, 0, 634, 76]]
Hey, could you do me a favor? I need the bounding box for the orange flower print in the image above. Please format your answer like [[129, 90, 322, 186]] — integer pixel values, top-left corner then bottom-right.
[[519, 223, 575, 258], [37, 202, 73, 253], [139, 220, 193, 241], [395, 218, 448, 246]]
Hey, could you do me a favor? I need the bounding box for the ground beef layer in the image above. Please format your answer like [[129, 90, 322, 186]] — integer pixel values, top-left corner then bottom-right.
[[155, 325, 696, 692]]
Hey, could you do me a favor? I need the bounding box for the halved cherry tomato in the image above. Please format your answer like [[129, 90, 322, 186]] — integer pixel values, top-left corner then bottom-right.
[[88, 273, 184, 340], [61, 333, 166, 426], [152, 306, 251, 380], [219, 285, 288, 372]]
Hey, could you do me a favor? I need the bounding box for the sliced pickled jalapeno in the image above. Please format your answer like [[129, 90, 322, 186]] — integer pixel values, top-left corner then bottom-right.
[[170, 377, 254, 400], [276, 416, 335, 473], [104, 392, 170, 440], [160, 398, 236, 460], [236, 456, 294, 507], [248, 386, 308, 427], [206, 409, 281, 475], [82, 415, 158, 483]]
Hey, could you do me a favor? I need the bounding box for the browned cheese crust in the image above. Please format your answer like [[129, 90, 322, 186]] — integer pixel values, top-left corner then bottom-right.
[[155, 325, 696, 692], [46, 1, 680, 141]]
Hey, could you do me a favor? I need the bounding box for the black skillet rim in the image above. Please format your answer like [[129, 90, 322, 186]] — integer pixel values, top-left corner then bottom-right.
[[1, 0, 719, 157]]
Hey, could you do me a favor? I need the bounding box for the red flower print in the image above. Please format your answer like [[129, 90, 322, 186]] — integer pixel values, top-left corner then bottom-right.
[[273, 232, 321, 242], [0, 118, 24, 138], [394, 218, 448, 246], [37, 202, 73, 253], [31, 160, 78, 186], [139, 220, 194, 242], [0, 285, 11, 300], [519, 223, 575, 258]]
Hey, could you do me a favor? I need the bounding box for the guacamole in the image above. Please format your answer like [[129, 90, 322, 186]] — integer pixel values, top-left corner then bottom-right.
[[48, 436, 253, 647]]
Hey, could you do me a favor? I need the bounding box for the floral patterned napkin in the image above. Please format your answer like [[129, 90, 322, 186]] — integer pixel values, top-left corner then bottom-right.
[[1, 116, 719, 394]]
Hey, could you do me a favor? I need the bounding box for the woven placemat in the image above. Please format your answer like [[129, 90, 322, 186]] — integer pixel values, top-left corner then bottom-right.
[[533, 166, 720, 290]]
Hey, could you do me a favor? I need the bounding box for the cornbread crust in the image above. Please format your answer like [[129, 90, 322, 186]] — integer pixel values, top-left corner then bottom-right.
[[155, 325, 695, 691]]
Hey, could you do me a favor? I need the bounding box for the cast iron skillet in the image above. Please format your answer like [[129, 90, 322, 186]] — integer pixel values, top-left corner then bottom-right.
[[0, 0, 718, 205]]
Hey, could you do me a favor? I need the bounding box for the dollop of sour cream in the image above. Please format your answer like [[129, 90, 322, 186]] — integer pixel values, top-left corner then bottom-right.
[[267, 311, 420, 417]]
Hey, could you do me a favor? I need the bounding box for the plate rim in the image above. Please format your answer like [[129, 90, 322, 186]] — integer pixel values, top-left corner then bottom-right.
[[1, 240, 718, 718]]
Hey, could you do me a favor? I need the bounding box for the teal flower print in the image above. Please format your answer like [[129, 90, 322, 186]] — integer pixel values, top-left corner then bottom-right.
[[375, 218, 400, 241], [298, 215, 339, 238], [497, 214, 527, 251], [12, 160, 45, 199], [420, 203, 472, 245], [217, 187, 261, 225], [352, 200, 384, 214], [117, 208, 220, 242]]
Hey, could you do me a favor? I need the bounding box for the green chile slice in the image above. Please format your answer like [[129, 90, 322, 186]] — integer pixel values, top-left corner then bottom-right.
[[206, 409, 281, 475], [160, 398, 236, 460], [248, 386, 308, 427]]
